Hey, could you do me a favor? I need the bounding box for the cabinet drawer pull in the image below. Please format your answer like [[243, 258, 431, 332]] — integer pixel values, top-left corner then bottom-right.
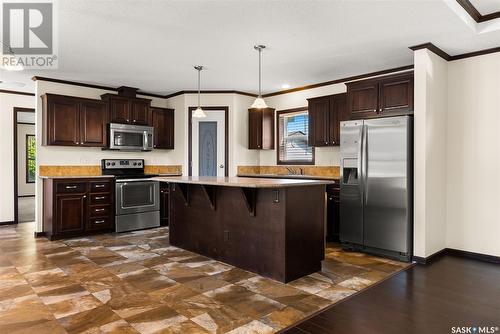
[[94, 220, 105, 224], [65, 185, 77, 189], [95, 184, 106, 188], [95, 196, 106, 200], [94, 208, 105, 212]]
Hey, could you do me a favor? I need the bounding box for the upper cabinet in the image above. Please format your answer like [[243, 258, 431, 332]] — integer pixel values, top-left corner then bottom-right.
[[346, 72, 414, 119], [43, 94, 107, 147], [307, 93, 348, 147], [151, 107, 174, 149], [101, 94, 151, 126], [248, 107, 275, 150]]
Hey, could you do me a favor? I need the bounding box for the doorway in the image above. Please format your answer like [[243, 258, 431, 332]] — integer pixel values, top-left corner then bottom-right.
[[13, 107, 36, 224], [188, 106, 228, 177]]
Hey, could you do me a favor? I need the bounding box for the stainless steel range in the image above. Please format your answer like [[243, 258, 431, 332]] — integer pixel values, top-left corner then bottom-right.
[[101, 159, 160, 232]]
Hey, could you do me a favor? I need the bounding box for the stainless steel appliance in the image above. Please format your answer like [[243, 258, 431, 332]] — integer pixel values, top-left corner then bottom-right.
[[109, 123, 154, 151], [102, 159, 160, 232], [340, 116, 413, 262]]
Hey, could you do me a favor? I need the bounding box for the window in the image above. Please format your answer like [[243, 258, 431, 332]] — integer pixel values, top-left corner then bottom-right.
[[277, 108, 314, 165], [26, 135, 36, 183]]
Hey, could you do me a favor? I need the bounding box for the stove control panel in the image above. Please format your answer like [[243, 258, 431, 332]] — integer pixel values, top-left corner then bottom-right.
[[102, 159, 144, 170]]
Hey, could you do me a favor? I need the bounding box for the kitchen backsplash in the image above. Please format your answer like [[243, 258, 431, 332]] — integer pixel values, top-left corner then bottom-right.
[[237, 165, 340, 179]]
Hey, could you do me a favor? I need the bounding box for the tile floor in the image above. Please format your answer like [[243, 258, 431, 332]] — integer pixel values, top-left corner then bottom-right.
[[0, 223, 410, 334]]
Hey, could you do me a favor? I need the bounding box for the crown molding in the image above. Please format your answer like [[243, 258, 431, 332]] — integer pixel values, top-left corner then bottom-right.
[[456, 0, 500, 23], [0, 89, 35, 96], [409, 42, 500, 62]]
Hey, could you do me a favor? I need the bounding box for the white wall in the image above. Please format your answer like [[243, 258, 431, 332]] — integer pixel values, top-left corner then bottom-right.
[[0, 92, 35, 222], [446, 52, 500, 257], [413, 49, 448, 258], [17, 123, 36, 196]]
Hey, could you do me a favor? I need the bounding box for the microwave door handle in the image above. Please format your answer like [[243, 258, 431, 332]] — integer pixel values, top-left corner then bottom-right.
[[143, 131, 148, 150]]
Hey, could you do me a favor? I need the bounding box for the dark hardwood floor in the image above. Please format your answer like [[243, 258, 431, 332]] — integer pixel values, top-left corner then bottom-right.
[[284, 255, 500, 334]]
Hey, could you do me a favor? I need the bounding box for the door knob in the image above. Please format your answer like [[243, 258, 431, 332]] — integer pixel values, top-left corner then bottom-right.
[[219, 164, 224, 168]]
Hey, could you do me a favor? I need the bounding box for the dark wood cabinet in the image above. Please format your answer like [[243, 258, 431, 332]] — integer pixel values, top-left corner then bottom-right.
[[56, 194, 86, 235], [347, 72, 413, 119], [160, 183, 169, 226], [307, 93, 347, 147], [43, 94, 107, 147], [151, 107, 174, 149], [248, 108, 275, 149], [43, 178, 114, 240], [326, 183, 340, 242], [102, 94, 151, 126]]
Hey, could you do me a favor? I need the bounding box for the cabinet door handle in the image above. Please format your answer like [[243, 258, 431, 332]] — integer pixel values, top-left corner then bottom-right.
[[65, 185, 77, 189], [95, 196, 106, 200], [94, 208, 105, 212], [379, 108, 382, 112], [373, 109, 376, 112], [83, 195, 87, 199], [126, 119, 130, 122], [332, 141, 335, 144], [94, 220, 105, 224], [95, 185, 106, 188], [133, 119, 136, 122]]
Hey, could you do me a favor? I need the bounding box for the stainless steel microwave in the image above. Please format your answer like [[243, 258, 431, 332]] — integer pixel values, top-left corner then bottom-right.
[[109, 123, 154, 151]]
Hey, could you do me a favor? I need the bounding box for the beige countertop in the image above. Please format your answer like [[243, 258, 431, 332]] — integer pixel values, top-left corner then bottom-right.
[[152, 176, 335, 188], [237, 173, 339, 182], [39, 175, 115, 179]]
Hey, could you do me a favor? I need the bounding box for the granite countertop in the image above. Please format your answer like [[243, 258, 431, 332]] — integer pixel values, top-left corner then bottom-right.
[[237, 173, 339, 182], [39, 175, 115, 179], [152, 176, 335, 188]]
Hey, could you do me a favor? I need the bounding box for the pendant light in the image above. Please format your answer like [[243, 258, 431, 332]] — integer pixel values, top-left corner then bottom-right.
[[193, 65, 206, 118], [251, 45, 268, 109]]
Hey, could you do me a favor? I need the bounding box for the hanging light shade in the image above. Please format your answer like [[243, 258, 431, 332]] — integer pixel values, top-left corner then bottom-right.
[[193, 65, 206, 118], [251, 45, 268, 109]]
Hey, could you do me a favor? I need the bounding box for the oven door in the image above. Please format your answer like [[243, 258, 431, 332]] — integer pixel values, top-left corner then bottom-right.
[[116, 180, 160, 215], [109, 124, 154, 151]]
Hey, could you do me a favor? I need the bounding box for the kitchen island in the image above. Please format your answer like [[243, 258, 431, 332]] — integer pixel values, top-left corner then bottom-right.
[[152, 176, 335, 282]]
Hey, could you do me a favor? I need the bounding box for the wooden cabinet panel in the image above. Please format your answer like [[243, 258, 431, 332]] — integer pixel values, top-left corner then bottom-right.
[[248, 108, 275, 149], [56, 195, 86, 234], [347, 72, 414, 120], [379, 74, 414, 115], [326, 184, 340, 242], [131, 100, 150, 125], [108, 96, 130, 124], [308, 93, 346, 147], [160, 183, 169, 226], [308, 96, 330, 147], [248, 109, 262, 149], [80, 100, 107, 147], [330, 94, 347, 146], [152, 107, 174, 149], [347, 81, 379, 119], [45, 94, 80, 146], [43, 178, 114, 240]]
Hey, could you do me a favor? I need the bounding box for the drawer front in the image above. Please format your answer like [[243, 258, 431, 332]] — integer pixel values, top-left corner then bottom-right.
[[56, 182, 87, 194], [90, 193, 112, 205], [90, 181, 111, 193], [87, 217, 113, 230], [89, 205, 111, 218]]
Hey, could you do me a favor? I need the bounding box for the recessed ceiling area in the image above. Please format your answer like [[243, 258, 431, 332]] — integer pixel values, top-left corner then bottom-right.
[[1, 0, 500, 95], [469, 0, 500, 15]]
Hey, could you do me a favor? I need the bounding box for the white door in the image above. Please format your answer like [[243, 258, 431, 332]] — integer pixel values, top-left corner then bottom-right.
[[191, 110, 225, 177]]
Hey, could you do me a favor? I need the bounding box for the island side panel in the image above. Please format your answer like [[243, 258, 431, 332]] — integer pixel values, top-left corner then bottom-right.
[[285, 185, 326, 282], [169, 183, 288, 281]]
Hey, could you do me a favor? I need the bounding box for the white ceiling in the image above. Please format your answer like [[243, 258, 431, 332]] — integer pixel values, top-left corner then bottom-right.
[[1, 0, 500, 95], [469, 0, 500, 15]]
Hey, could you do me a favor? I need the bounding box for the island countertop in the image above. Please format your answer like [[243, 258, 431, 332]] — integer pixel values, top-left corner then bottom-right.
[[152, 176, 335, 188]]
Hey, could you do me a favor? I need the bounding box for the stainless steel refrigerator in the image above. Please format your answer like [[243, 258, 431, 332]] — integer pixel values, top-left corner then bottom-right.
[[340, 116, 413, 262]]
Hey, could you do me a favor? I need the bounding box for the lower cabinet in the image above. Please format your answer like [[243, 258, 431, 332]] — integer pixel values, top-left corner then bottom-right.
[[326, 183, 340, 242], [43, 178, 114, 240], [160, 183, 169, 226]]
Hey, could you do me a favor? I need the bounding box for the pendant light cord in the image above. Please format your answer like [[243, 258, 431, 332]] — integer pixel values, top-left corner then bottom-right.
[[197, 68, 201, 108], [258, 47, 262, 97]]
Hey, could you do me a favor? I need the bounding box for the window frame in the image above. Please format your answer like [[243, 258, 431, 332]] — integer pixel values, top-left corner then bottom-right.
[[276, 107, 315, 166], [25, 134, 36, 184]]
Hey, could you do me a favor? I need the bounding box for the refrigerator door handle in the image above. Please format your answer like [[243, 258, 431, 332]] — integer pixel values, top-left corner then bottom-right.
[[363, 124, 369, 205], [358, 124, 364, 207]]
